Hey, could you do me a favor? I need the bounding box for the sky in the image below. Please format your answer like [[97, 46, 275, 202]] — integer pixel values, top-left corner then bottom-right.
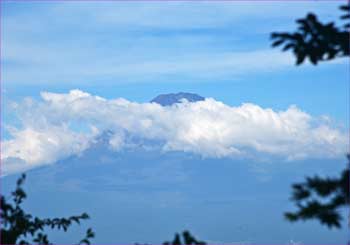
[[1, 1, 349, 244]]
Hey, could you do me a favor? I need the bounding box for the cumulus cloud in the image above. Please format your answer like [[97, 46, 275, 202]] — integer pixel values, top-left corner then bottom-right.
[[2, 90, 347, 175], [2, 124, 95, 176]]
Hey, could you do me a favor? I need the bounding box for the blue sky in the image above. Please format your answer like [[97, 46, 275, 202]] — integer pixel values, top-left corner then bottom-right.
[[1, 1, 349, 244], [2, 1, 348, 117]]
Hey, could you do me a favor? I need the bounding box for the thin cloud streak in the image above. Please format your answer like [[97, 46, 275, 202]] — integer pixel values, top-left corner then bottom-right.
[[3, 1, 342, 85]]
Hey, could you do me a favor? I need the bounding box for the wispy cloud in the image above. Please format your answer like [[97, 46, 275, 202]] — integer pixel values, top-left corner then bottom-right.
[[3, 38, 295, 84], [3, 1, 342, 85]]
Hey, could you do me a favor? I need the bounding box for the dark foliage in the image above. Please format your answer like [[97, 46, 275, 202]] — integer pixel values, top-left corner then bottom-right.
[[271, 4, 349, 65], [0, 174, 95, 244], [271, 3, 350, 230], [163, 230, 206, 245], [285, 155, 350, 228]]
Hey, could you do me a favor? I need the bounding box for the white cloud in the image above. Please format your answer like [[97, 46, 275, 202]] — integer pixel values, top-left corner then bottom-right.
[[2, 90, 347, 175], [2, 124, 95, 176]]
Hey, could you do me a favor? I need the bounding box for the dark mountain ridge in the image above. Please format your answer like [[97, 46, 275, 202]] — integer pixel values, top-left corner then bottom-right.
[[150, 92, 205, 106]]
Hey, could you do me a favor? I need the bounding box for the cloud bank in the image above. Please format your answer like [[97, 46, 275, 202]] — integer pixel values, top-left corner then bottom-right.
[[2, 90, 347, 175]]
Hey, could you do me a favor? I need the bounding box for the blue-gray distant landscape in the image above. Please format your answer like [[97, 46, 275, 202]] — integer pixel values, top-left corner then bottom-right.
[[2, 1, 349, 244]]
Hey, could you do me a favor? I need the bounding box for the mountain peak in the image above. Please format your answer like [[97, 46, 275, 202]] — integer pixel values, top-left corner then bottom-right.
[[150, 92, 205, 106]]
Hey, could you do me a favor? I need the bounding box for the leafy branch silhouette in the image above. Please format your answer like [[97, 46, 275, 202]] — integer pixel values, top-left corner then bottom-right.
[[285, 158, 349, 228], [163, 230, 206, 245], [0, 174, 95, 244], [271, 4, 349, 65], [270, 2, 350, 229]]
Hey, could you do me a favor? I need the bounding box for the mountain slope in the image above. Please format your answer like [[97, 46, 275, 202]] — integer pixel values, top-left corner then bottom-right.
[[150, 92, 205, 106], [1, 134, 345, 244]]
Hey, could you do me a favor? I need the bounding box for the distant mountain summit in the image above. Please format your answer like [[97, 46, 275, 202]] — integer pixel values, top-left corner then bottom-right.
[[150, 92, 205, 106]]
